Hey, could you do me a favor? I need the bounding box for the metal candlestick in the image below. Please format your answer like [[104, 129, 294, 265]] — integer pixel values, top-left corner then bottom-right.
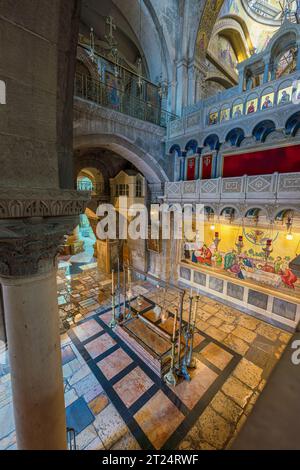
[[180, 295, 193, 381], [164, 308, 178, 387], [109, 270, 117, 329], [126, 266, 133, 319], [176, 292, 184, 370], [186, 295, 199, 368], [117, 255, 121, 319], [122, 265, 127, 321]]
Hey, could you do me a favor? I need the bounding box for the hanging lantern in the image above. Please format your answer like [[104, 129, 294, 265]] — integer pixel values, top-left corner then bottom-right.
[[89, 27, 96, 62], [137, 57, 143, 90]]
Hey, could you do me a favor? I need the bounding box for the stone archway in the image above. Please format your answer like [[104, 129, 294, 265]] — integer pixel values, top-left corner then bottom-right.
[[74, 134, 169, 183]]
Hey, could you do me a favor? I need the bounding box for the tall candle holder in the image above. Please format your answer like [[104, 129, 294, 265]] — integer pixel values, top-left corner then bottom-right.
[[180, 294, 193, 381], [187, 295, 199, 368], [126, 266, 133, 319], [235, 235, 244, 255], [164, 308, 178, 387], [109, 269, 117, 329]]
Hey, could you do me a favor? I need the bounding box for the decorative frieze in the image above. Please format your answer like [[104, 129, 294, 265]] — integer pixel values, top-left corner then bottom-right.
[[0, 189, 90, 219]]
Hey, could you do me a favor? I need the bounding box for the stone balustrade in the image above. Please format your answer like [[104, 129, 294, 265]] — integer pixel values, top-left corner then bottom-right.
[[164, 172, 300, 208]]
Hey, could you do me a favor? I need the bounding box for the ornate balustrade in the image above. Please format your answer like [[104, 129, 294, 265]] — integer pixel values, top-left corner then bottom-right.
[[164, 172, 300, 206]]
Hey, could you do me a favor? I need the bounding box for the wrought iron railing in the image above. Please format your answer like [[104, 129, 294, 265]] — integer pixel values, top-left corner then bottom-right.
[[74, 72, 177, 128]]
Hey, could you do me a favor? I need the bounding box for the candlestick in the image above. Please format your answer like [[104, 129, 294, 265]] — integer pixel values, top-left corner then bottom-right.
[[109, 269, 117, 329], [172, 308, 177, 342]]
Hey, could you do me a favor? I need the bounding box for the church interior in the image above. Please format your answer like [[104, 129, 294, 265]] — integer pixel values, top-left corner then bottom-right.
[[1, 0, 300, 452]]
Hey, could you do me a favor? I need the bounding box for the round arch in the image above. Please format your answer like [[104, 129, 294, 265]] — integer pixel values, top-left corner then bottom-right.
[[203, 134, 220, 150], [285, 111, 300, 137], [74, 134, 169, 183], [225, 128, 245, 147]]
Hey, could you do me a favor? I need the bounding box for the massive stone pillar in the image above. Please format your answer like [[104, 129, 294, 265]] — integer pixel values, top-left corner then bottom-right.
[[0, 0, 87, 449], [0, 195, 88, 450]]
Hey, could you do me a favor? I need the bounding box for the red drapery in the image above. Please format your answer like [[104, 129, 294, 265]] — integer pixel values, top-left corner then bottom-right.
[[202, 155, 213, 179], [223, 145, 300, 177], [187, 157, 196, 180]]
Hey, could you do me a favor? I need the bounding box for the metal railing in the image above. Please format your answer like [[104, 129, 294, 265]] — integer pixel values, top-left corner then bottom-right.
[[67, 427, 77, 450], [74, 72, 177, 128]]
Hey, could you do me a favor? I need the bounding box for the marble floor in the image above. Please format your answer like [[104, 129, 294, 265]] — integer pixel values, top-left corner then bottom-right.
[[0, 262, 292, 451]]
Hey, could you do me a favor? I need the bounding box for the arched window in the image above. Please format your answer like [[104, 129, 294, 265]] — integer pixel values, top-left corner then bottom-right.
[[0, 80, 6, 104]]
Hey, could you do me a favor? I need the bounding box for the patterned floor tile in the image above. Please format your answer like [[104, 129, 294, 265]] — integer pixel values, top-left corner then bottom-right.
[[84, 333, 116, 359], [170, 360, 218, 410], [134, 390, 185, 449], [73, 319, 103, 342], [97, 348, 133, 380], [113, 367, 154, 408]]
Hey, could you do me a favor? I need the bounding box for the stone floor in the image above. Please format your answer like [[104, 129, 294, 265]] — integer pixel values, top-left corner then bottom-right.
[[0, 261, 292, 451]]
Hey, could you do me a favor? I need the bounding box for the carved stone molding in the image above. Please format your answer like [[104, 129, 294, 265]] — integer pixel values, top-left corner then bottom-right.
[[74, 99, 165, 137], [0, 188, 90, 219], [0, 216, 80, 277]]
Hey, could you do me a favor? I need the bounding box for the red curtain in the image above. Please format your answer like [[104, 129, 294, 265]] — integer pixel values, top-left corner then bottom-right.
[[223, 145, 300, 177], [202, 155, 212, 179], [187, 157, 196, 180]]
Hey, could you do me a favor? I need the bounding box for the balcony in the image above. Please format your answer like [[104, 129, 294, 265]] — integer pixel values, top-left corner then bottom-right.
[[164, 172, 300, 205], [74, 73, 177, 128]]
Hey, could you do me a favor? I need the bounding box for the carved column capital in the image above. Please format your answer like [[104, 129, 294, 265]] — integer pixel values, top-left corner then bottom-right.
[[0, 188, 90, 277], [0, 216, 82, 277]]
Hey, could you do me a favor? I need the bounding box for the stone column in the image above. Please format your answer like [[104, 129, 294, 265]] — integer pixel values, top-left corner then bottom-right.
[[0, 212, 85, 450], [1, 270, 66, 450], [175, 59, 188, 115], [263, 55, 270, 83], [187, 63, 196, 106]]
